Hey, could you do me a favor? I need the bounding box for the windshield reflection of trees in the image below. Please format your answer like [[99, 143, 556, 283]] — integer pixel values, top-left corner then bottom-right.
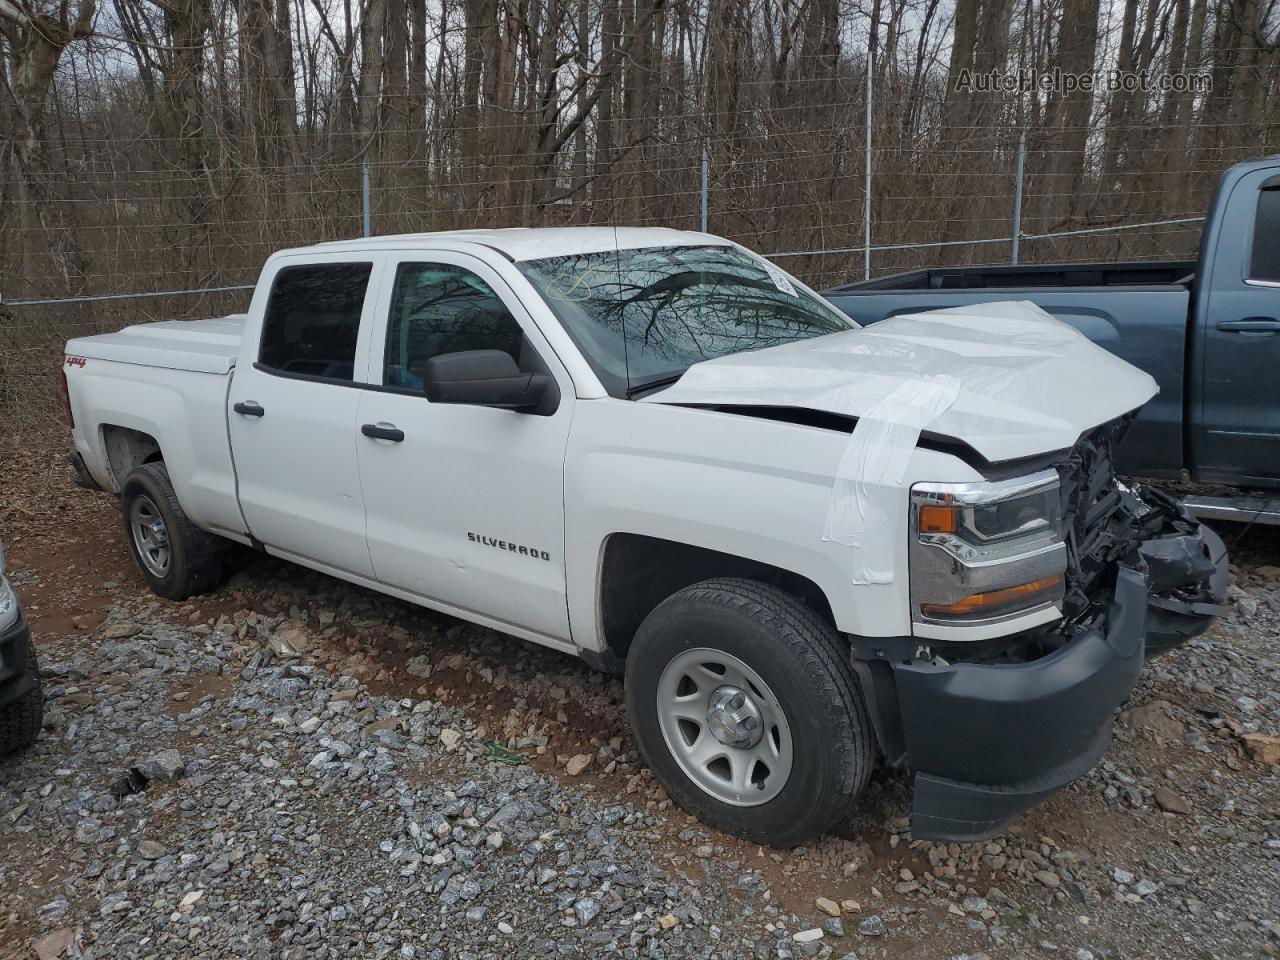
[[535, 251, 845, 369]]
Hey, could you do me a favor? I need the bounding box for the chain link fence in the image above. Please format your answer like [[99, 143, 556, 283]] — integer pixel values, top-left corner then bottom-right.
[[0, 106, 1252, 440]]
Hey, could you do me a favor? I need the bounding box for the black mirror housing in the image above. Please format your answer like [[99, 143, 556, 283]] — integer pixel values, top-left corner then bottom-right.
[[424, 350, 550, 411]]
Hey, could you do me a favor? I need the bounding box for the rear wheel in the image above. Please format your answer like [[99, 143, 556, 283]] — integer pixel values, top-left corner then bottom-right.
[[625, 578, 875, 846], [121, 462, 225, 600]]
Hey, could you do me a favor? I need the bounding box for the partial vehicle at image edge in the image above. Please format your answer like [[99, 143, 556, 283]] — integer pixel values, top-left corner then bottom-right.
[[0, 544, 43, 755], [824, 155, 1280, 525], [62, 227, 1226, 845]]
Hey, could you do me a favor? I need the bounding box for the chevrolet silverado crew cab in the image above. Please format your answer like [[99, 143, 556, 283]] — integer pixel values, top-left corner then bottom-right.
[[62, 228, 1227, 845]]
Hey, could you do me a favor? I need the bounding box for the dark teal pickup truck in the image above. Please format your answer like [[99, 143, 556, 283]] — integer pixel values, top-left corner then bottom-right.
[[825, 156, 1280, 524]]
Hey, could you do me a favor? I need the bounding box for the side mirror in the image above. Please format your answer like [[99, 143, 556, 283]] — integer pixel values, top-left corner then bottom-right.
[[424, 350, 550, 411]]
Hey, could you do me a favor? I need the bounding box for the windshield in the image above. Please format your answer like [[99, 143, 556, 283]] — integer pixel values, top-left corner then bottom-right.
[[517, 245, 855, 397]]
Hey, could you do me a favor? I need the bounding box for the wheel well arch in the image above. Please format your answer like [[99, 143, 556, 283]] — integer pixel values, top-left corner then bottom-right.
[[598, 533, 837, 664], [100, 424, 164, 490]]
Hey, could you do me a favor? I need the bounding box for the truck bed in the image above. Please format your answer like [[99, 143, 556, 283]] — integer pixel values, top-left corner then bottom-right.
[[66, 315, 246, 375], [827, 261, 1197, 293]]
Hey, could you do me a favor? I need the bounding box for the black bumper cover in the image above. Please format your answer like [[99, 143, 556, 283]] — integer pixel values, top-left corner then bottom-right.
[[896, 565, 1149, 842], [0, 615, 36, 709]]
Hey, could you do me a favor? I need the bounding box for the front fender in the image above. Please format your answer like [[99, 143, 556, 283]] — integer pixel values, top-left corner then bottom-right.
[[563, 400, 981, 651]]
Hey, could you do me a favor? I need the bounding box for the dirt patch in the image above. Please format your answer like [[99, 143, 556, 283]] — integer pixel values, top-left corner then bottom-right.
[[166, 672, 237, 718]]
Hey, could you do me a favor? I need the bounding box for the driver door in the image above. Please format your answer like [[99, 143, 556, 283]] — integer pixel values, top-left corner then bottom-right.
[[1198, 170, 1280, 485], [354, 252, 575, 643]]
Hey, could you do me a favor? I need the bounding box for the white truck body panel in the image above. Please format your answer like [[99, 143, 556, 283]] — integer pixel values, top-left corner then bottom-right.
[[62, 228, 1156, 657], [64, 361, 246, 538], [231, 371, 375, 576], [561, 398, 983, 644], [68, 315, 246, 375]]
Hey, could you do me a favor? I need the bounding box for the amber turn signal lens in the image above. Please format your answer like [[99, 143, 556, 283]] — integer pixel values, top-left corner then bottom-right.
[[920, 576, 1060, 619], [918, 505, 958, 534]]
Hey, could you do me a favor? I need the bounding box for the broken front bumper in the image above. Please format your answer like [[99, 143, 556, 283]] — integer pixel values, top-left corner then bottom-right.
[[884, 514, 1227, 843], [893, 565, 1147, 842]]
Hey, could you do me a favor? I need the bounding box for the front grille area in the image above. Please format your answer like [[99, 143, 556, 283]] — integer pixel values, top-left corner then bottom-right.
[[1057, 416, 1137, 625], [938, 414, 1218, 665]]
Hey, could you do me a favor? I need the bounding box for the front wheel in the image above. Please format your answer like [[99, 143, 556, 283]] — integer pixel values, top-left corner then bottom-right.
[[625, 578, 875, 846]]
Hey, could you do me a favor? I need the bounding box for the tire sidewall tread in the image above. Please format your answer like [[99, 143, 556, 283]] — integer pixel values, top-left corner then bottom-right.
[[625, 577, 874, 847], [120, 462, 224, 601]]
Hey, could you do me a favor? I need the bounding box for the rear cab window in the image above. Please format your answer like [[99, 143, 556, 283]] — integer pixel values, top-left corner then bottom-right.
[[258, 263, 374, 381]]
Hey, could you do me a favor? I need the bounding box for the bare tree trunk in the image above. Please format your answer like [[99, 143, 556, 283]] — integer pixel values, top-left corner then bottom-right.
[[1045, 0, 1102, 222], [461, 0, 487, 207], [0, 0, 97, 292], [408, 0, 427, 164], [593, 0, 619, 211], [163, 0, 214, 286]]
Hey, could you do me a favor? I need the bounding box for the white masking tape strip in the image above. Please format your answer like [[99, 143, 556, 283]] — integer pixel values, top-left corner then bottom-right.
[[822, 377, 961, 585]]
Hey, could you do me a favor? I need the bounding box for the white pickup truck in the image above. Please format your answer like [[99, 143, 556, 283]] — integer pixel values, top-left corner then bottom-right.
[[62, 228, 1227, 845]]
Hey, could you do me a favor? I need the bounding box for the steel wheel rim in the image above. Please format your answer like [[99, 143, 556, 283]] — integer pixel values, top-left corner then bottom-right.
[[656, 647, 793, 807], [129, 494, 171, 577]]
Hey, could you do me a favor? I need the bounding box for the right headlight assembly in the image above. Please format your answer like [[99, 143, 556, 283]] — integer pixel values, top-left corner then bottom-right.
[[909, 470, 1067, 626]]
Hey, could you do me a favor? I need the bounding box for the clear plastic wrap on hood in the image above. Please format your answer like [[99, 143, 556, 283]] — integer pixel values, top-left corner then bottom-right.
[[821, 376, 960, 583]]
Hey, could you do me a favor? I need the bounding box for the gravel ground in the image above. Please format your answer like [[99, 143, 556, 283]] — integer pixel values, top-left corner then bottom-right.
[[0, 449, 1278, 959]]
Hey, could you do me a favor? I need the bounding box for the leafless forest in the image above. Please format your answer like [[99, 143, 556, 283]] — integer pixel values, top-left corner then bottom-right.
[[1, 0, 1278, 431]]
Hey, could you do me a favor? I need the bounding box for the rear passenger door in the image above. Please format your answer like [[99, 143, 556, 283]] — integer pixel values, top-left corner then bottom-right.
[[355, 252, 574, 642], [229, 254, 383, 577]]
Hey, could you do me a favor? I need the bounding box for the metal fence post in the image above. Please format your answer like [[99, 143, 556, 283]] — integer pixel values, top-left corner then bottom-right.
[[1011, 131, 1026, 265], [700, 146, 709, 233], [362, 158, 372, 238], [864, 54, 873, 281]]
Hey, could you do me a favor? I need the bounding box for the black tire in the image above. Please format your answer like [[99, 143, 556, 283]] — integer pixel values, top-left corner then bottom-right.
[[0, 648, 42, 755], [625, 577, 875, 847], [121, 462, 225, 600]]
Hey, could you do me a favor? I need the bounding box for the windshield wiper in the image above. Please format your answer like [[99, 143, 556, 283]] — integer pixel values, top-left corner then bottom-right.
[[625, 373, 686, 398]]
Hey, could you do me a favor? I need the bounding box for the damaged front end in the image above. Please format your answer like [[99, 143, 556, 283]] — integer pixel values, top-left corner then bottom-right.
[[865, 415, 1229, 843], [1057, 416, 1228, 656]]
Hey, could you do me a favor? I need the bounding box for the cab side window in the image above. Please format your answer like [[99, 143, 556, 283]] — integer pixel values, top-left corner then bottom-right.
[[1249, 187, 1280, 283], [384, 263, 526, 390], [259, 263, 373, 381]]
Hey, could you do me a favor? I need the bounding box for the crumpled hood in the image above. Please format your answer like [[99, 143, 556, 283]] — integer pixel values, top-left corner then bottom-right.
[[643, 301, 1158, 463]]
